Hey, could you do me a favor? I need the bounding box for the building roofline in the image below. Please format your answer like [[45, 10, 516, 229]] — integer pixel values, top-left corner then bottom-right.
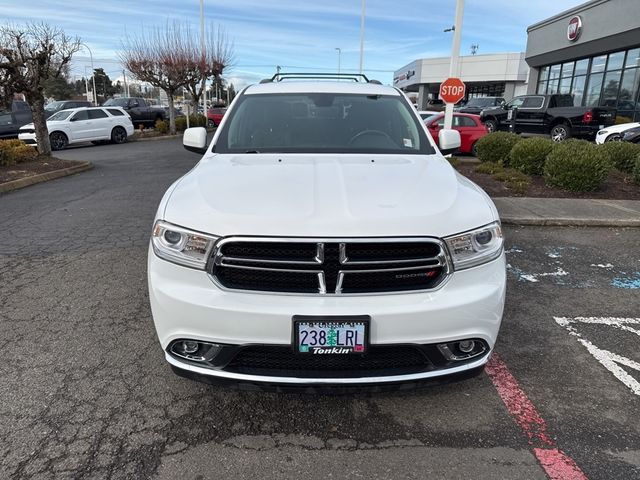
[[527, 0, 608, 32]]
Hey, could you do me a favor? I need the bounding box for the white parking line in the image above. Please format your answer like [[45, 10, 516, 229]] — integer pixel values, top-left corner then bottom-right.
[[554, 317, 640, 396]]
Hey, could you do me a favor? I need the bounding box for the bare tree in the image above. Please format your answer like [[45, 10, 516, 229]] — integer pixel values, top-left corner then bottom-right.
[[120, 22, 193, 135], [184, 24, 235, 112], [0, 23, 80, 155]]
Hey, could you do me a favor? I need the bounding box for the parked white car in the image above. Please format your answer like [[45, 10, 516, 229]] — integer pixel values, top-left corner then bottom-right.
[[148, 74, 506, 388], [595, 122, 640, 144], [19, 107, 134, 150]]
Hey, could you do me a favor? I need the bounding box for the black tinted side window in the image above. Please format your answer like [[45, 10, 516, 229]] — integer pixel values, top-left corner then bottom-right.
[[107, 108, 124, 116], [72, 110, 89, 121], [88, 109, 108, 119]]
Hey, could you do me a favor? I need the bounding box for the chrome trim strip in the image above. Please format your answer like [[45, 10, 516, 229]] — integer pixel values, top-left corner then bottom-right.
[[221, 255, 321, 266], [165, 351, 490, 385], [217, 260, 323, 275]]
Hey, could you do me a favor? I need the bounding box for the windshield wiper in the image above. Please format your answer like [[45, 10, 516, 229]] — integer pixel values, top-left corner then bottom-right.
[[244, 150, 260, 153]]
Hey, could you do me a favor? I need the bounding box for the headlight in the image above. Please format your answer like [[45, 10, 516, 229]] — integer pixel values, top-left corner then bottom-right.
[[598, 130, 608, 135], [444, 222, 504, 270], [151, 220, 218, 269]]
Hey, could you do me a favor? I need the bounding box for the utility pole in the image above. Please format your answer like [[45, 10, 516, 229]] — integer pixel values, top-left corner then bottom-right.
[[335, 48, 341, 75], [444, 0, 464, 130], [359, 0, 366, 74]]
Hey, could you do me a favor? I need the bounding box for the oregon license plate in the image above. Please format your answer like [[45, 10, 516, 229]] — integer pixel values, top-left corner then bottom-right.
[[293, 316, 369, 354]]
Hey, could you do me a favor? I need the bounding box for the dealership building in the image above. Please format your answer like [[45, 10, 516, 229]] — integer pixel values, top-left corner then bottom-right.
[[394, 0, 640, 120]]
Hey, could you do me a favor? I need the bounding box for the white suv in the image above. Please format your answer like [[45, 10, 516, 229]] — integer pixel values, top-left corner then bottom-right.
[[19, 106, 134, 150], [148, 74, 506, 388]]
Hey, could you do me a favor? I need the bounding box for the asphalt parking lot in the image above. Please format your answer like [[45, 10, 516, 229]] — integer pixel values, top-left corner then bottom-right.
[[1, 139, 639, 479]]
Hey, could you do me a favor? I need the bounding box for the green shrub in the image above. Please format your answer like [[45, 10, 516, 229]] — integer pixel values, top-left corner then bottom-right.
[[175, 116, 187, 132], [633, 153, 640, 185], [544, 141, 612, 192], [0, 139, 38, 166], [509, 137, 554, 175], [189, 114, 207, 127], [474, 132, 520, 165], [597, 141, 640, 173], [155, 119, 169, 134]]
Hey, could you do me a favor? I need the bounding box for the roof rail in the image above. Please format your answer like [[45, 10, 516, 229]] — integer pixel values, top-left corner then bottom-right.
[[265, 72, 379, 83]]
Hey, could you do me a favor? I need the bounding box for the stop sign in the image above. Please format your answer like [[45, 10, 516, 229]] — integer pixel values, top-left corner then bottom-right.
[[439, 77, 466, 104]]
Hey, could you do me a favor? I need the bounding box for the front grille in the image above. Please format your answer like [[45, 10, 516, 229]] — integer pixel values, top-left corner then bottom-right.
[[225, 345, 431, 378], [210, 237, 449, 295]]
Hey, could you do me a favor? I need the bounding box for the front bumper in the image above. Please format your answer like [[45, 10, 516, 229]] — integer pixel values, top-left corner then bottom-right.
[[148, 246, 506, 385]]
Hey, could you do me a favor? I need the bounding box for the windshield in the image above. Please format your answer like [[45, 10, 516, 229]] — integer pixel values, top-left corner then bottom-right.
[[45, 101, 65, 112], [465, 98, 495, 107], [215, 93, 434, 154], [48, 110, 74, 121], [103, 98, 128, 107]]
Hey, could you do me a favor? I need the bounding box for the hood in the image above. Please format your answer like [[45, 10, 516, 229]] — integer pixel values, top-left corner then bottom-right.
[[606, 122, 640, 133], [163, 153, 497, 238], [20, 123, 34, 130]]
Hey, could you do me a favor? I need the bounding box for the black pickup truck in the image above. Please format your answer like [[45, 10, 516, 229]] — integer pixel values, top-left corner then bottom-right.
[[102, 97, 165, 128], [479, 94, 616, 141]]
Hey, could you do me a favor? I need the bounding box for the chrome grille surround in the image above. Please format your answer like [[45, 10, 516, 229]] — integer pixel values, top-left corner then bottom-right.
[[208, 236, 452, 296]]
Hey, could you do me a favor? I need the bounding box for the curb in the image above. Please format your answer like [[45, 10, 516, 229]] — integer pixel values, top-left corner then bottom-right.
[[0, 161, 94, 194], [499, 217, 640, 227], [130, 134, 181, 143]]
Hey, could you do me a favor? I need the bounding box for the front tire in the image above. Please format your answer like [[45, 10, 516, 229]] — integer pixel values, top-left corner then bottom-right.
[[471, 141, 479, 157], [550, 123, 571, 142], [604, 133, 622, 142], [111, 126, 128, 144], [49, 131, 68, 151], [484, 119, 497, 133]]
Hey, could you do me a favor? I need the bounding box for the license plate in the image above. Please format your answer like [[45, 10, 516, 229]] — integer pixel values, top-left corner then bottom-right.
[[293, 315, 369, 354]]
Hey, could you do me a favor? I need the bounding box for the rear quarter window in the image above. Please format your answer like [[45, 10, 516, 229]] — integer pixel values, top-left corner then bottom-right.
[[107, 109, 125, 116]]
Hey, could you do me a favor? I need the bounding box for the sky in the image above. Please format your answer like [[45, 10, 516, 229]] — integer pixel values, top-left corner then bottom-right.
[[2, 0, 587, 88]]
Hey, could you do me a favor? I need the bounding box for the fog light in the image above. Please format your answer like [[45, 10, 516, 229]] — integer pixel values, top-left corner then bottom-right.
[[169, 340, 223, 363], [182, 341, 199, 354], [458, 340, 475, 353]]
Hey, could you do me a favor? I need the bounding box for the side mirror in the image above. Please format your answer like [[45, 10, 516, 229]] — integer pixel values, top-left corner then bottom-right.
[[438, 129, 461, 156], [183, 127, 208, 155]]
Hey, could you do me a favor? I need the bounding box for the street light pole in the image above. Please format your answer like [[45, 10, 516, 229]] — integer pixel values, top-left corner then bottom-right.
[[359, 0, 366, 74], [81, 43, 97, 105], [444, 0, 464, 130], [335, 48, 341, 75]]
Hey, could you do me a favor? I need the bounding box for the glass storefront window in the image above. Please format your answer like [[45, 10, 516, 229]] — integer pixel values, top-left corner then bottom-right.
[[548, 78, 559, 94], [607, 51, 626, 71], [625, 48, 640, 69], [590, 55, 607, 73], [571, 75, 586, 106], [618, 68, 640, 111], [559, 76, 572, 94], [549, 64, 561, 79], [537, 80, 547, 94], [561, 62, 574, 78], [585, 73, 604, 106], [539, 66, 549, 82], [574, 59, 589, 76], [601, 70, 622, 107]]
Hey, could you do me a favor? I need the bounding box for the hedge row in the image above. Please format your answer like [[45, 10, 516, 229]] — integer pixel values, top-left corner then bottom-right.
[[0, 139, 38, 166], [474, 132, 640, 192]]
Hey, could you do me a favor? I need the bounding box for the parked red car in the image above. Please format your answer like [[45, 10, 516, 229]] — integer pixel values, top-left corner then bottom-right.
[[207, 107, 227, 127], [424, 113, 488, 156]]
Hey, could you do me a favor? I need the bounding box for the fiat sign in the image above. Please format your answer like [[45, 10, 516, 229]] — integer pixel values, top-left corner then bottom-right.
[[567, 15, 582, 42], [439, 77, 466, 104]]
